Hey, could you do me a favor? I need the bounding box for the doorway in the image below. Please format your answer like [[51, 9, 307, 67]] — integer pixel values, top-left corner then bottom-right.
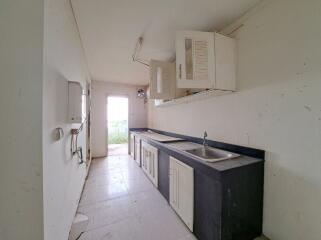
[[107, 96, 129, 156]]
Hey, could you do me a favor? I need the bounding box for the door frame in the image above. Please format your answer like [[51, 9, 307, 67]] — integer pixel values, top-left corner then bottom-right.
[[105, 94, 129, 155]]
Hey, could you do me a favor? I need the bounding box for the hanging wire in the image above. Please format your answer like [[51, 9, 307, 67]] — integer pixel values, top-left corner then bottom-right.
[[132, 37, 150, 67], [70, 116, 87, 164]]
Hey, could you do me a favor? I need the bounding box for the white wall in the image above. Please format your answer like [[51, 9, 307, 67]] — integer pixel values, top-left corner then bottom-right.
[[0, 1, 44, 240], [43, 0, 90, 239], [148, 0, 321, 239], [91, 80, 147, 157]]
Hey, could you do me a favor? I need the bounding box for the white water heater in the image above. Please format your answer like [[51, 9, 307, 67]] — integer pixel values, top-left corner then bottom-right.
[[68, 81, 84, 123]]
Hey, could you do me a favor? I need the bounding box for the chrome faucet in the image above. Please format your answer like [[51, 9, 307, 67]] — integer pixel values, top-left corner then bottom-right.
[[203, 131, 208, 148]]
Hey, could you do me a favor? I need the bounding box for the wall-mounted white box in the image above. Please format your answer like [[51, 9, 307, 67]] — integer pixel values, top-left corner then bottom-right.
[[68, 81, 84, 123]]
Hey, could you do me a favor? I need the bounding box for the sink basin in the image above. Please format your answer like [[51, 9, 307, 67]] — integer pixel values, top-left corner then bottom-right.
[[184, 147, 240, 162]]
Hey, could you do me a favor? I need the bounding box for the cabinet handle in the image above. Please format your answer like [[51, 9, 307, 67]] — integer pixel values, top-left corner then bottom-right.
[[179, 64, 182, 79]]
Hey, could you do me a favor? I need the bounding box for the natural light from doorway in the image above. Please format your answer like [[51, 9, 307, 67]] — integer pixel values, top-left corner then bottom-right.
[[107, 96, 129, 154]]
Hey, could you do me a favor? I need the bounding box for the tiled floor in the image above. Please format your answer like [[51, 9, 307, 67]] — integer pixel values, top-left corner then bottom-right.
[[77, 154, 196, 240], [108, 144, 128, 156]]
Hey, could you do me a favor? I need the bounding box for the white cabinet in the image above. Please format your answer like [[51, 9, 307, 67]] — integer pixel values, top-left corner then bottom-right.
[[214, 33, 237, 91], [176, 31, 215, 89], [169, 157, 194, 231], [149, 60, 175, 100], [130, 133, 135, 158], [134, 136, 141, 166], [149, 60, 186, 100], [176, 31, 236, 90], [141, 141, 158, 187]]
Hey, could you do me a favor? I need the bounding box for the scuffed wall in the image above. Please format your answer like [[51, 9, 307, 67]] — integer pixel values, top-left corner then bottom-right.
[[148, 1, 321, 239], [0, 1, 44, 239], [43, 0, 90, 239], [91, 80, 147, 157]]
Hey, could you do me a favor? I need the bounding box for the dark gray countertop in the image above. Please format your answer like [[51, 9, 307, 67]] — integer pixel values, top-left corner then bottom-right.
[[131, 131, 263, 175]]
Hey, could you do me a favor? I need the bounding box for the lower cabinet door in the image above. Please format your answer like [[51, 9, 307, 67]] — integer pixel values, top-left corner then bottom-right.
[[169, 159, 179, 210], [141, 141, 158, 187], [135, 138, 141, 166], [141, 144, 145, 170], [130, 134, 135, 158], [142, 142, 149, 174], [169, 157, 194, 231], [142, 146, 149, 174], [149, 145, 158, 187]]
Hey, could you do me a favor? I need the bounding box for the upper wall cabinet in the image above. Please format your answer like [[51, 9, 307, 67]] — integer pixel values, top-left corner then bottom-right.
[[150, 60, 175, 100], [176, 31, 236, 90], [176, 31, 215, 89], [149, 60, 186, 100]]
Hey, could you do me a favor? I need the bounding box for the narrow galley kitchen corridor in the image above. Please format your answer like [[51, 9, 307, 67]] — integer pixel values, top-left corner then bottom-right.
[[75, 154, 196, 240]]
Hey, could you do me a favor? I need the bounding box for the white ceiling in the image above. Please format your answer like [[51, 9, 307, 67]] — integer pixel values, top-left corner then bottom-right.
[[72, 0, 260, 85]]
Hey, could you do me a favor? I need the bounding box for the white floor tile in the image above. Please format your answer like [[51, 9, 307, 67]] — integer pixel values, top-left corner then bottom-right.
[[75, 155, 197, 240], [78, 195, 136, 231], [79, 181, 129, 206], [85, 171, 124, 188]]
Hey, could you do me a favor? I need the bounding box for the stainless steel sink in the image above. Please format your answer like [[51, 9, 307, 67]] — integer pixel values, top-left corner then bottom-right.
[[184, 147, 240, 162]]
